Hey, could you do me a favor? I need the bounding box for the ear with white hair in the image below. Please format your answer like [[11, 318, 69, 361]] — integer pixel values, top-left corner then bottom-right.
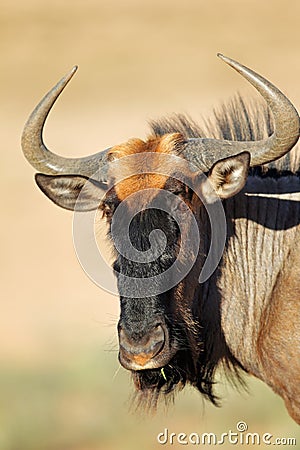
[[200, 152, 250, 203], [35, 174, 106, 211]]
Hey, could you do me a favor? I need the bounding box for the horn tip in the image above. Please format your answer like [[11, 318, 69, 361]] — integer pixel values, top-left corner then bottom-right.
[[217, 53, 243, 72], [217, 53, 230, 63], [70, 65, 78, 76], [63, 65, 78, 83]]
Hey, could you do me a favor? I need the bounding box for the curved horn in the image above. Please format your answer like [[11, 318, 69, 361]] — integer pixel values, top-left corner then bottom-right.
[[21, 66, 109, 180], [183, 54, 300, 170]]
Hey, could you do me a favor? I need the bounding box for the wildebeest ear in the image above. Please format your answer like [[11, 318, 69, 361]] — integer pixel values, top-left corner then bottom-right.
[[200, 152, 250, 202], [35, 174, 106, 211]]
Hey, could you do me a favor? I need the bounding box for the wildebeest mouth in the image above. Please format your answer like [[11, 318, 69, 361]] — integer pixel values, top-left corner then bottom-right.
[[130, 349, 198, 404]]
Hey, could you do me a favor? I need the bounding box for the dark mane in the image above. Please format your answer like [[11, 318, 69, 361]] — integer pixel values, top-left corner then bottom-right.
[[150, 95, 300, 175]]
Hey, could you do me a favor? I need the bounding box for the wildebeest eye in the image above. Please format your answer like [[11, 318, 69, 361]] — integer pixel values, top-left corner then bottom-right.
[[171, 188, 186, 196], [165, 178, 190, 198], [166, 183, 192, 213], [100, 188, 120, 219], [100, 202, 115, 219]]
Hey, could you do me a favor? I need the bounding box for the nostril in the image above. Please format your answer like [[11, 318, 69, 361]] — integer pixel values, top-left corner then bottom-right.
[[151, 324, 165, 347], [150, 336, 164, 358], [153, 323, 164, 337], [118, 322, 166, 366]]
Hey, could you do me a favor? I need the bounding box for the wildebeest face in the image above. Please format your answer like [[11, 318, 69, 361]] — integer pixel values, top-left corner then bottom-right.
[[101, 178, 196, 372], [100, 171, 214, 401]]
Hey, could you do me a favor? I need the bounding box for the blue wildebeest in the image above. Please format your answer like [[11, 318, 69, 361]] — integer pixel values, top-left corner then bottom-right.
[[22, 55, 300, 423]]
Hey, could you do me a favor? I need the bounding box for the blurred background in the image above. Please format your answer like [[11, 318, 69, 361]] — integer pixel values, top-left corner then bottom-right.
[[1, 0, 300, 448]]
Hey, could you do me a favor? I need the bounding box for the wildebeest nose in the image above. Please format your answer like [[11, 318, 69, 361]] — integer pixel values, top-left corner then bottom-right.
[[119, 323, 165, 368]]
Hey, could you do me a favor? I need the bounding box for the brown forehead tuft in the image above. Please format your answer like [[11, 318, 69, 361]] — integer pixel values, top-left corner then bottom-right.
[[107, 133, 185, 201], [107, 133, 184, 160]]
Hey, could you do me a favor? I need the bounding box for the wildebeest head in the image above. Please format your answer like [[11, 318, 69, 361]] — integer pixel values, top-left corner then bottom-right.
[[21, 54, 300, 408]]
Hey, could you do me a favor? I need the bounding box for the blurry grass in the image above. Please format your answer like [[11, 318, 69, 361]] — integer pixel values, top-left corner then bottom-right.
[[0, 350, 132, 450], [0, 348, 299, 450]]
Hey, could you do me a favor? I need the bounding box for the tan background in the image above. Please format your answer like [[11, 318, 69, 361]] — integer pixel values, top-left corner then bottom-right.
[[1, 0, 300, 448]]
